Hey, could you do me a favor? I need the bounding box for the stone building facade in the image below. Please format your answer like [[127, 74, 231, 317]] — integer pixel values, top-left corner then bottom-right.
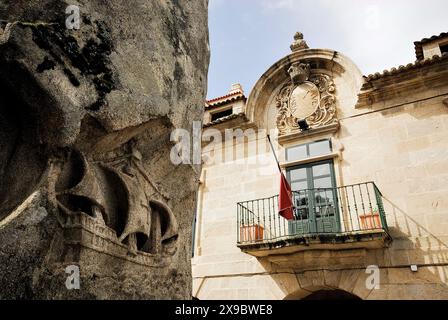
[[192, 32, 448, 300]]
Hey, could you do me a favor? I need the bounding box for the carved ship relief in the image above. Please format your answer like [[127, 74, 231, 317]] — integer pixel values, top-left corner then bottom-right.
[[53, 140, 178, 267]]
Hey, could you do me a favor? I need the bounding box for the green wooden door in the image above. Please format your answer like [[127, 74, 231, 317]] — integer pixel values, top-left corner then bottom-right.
[[287, 160, 340, 235]]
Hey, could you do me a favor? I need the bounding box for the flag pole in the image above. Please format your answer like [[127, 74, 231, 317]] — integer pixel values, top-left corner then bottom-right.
[[267, 134, 295, 220], [266, 134, 282, 174]]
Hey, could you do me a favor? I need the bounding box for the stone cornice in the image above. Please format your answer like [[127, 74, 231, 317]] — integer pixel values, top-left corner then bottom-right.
[[278, 123, 339, 145], [356, 55, 448, 108], [202, 113, 258, 142], [203, 112, 249, 128], [414, 32, 448, 61]]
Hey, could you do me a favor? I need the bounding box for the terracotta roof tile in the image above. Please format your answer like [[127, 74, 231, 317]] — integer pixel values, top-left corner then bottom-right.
[[364, 52, 448, 82], [203, 112, 247, 128], [414, 32, 448, 61], [205, 91, 245, 108]]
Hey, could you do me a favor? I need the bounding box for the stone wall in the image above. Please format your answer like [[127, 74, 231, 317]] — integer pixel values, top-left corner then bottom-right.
[[0, 0, 209, 299]]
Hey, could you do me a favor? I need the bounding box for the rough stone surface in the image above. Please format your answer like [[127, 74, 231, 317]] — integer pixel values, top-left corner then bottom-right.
[[0, 0, 209, 299]]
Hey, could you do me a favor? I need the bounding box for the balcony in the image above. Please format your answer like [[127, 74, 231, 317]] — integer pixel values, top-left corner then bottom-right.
[[237, 182, 392, 257]]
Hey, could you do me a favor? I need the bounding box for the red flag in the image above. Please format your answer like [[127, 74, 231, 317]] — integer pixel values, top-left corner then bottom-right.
[[279, 173, 294, 220]]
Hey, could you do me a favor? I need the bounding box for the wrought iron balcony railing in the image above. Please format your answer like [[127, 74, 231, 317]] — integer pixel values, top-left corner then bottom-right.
[[237, 182, 389, 245]]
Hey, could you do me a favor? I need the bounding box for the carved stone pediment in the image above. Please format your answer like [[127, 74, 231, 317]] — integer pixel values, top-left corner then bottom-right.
[[276, 62, 338, 135]]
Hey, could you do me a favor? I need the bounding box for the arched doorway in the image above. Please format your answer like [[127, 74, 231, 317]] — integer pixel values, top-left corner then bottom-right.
[[285, 288, 361, 300], [302, 289, 361, 300]]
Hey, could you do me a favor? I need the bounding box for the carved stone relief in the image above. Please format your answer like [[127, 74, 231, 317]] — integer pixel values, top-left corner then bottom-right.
[[276, 62, 338, 135], [51, 139, 179, 266], [0, 0, 209, 299]]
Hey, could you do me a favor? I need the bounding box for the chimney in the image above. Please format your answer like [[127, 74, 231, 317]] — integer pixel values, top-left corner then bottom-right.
[[229, 83, 243, 95]]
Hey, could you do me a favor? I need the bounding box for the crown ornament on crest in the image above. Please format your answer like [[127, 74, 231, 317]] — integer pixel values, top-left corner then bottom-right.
[[290, 31, 309, 52], [287, 62, 310, 85]]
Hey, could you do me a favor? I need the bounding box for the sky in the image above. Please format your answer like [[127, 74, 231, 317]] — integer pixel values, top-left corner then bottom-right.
[[207, 0, 448, 99]]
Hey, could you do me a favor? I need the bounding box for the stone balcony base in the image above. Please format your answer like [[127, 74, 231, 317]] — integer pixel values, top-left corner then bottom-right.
[[238, 229, 392, 258]]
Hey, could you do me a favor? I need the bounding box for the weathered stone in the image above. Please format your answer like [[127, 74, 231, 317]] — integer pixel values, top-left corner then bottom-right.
[[0, 0, 209, 299], [296, 270, 326, 291]]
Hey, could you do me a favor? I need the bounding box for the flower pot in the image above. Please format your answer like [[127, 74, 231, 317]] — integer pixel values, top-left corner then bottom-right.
[[239, 224, 265, 242], [359, 212, 382, 230]]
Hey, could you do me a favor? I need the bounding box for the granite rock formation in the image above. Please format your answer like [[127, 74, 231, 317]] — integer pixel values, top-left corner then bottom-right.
[[0, 0, 209, 299]]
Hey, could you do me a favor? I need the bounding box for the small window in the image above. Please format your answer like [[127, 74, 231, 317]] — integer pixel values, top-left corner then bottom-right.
[[210, 108, 233, 121], [286, 144, 307, 161], [440, 43, 448, 55], [309, 140, 331, 157], [286, 139, 332, 161]]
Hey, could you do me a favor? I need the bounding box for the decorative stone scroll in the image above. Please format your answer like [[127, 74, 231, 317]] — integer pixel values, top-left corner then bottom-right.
[[275, 62, 338, 135]]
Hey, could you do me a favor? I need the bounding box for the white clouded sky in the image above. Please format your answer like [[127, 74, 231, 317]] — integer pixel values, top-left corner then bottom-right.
[[207, 0, 448, 99]]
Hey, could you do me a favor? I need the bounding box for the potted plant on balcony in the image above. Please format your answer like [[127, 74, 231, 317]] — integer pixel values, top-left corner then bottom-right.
[[359, 207, 382, 230], [239, 224, 265, 242]]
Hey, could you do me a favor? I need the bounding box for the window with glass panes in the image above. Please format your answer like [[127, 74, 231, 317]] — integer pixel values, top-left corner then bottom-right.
[[286, 139, 332, 161], [285, 140, 340, 233]]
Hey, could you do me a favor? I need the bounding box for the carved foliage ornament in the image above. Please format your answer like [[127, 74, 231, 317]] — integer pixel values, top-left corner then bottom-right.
[[275, 62, 338, 135]]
